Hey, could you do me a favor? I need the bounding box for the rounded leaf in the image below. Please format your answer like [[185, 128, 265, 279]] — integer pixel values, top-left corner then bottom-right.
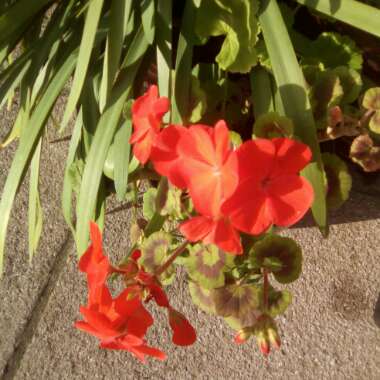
[[369, 110, 380, 134], [362, 87, 380, 110], [188, 281, 216, 315], [186, 244, 235, 289], [250, 235, 302, 284], [267, 288, 292, 318], [322, 153, 352, 209], [253, 112, 294, 139], [350, 134, 380, 172]]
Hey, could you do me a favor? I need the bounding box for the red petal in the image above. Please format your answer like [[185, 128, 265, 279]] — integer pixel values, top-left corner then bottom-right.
[[266, 175, 314, 226], [168, 308, 196, 346], [205, 218, 242, 254], [132, 128, 158, 164], [79, 307, 117, 339], [272, 138, 312, 176], [150, 125, 188, 188], [222, 181, 272, 235], [148, 284, 170, 308], [235, 139, 275, 183], [180, 216, 214, 242], [126, 304, 154, 338]]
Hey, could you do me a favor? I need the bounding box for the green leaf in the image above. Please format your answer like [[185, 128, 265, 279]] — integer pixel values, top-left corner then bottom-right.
[[114, 102, 133, 200], [160, 185, 184, 219], [333, 67, 362, 105], [322, 153, 352, 209], [143, 188, 157, 220], [250, 67, 275, 119], [156, 0, 172, 116], [310, 71, 343, 124], [213, 284, 261, 329], [253, 112, 294, 138], [362, 87, 380, 110], [185, 244, 235, 289], [267, 288, 292, 318], [0, 0, 54, 49], [62, 0, 105, 128], [139, 231, 174, 284], [369, 111, 380, 134], [0, 48, 77, 272], [28, 137, 43, 262], [188, 281, 217, 314], [299, 32, 363, 71], [189, 75, 207, 123], [141, 0, 155, 44], [99, 0, 133, 111], [172, 0, 196, 124], [250, 235, 303, 284], [75, 33, 149, 255], [350, 134, 380, 172], [62, 109, 83, 234], [195, 0, 260, 73], [295, 0, 380, 39], [259, 0, 328, 236]]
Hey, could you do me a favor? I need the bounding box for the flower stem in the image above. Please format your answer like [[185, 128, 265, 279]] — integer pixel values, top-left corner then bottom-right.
[[263, 268, 269, 312], [156, 240, 189, 276]]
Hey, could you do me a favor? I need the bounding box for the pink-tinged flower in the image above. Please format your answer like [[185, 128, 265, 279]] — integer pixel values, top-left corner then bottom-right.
[[75, 287, 166, 362], [180, 215, 242, 254], [130, 85, 170, 164], [79, 222, 112, 305], [222, 138, 314, 235]]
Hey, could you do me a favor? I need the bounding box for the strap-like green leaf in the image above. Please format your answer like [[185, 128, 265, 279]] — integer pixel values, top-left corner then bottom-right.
[[0, 48, 77, 273], [141, 0, 155, 44], [62, 109, 83, 234], [172, 0, 196, 124], [259, 0, 328, 236], [75, 33, 149, 256], [156, 0, 172, 121], [294, 0, 380, 39], [62, 0, 105, 128], [0, 0, 53, 49], [28, 137, 43, 262], [250, 67, 275, 119], [114, 104, 132, 201], [99, 0, 132, 111]]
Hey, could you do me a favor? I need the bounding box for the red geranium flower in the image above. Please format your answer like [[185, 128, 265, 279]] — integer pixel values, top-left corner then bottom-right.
[[75, 287, 166, 362], [130, 85, 170, 164], [175, 120, 238, 217], [79, 222, 112, 305], [222, 138, 314, 235]]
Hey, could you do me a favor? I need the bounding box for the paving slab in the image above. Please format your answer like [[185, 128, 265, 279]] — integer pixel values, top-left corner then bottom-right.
[[10, 188, 380, 380], [0, 102, 71, 377]]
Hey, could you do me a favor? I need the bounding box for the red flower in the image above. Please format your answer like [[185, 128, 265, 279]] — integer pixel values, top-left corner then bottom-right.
[[130, 85, 170, 164], [175, 120, 238, 217], [79, 222, 112, 305], [75, 287, 166, 362], [222, 138, 314, 235]]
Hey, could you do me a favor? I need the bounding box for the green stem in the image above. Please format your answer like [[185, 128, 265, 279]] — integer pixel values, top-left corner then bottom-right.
[[156, 240, 188, 276]]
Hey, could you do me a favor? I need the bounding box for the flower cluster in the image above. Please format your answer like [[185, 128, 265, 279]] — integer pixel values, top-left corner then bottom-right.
[[131, 85, 314, 254], [75, 222, 196, 363]]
